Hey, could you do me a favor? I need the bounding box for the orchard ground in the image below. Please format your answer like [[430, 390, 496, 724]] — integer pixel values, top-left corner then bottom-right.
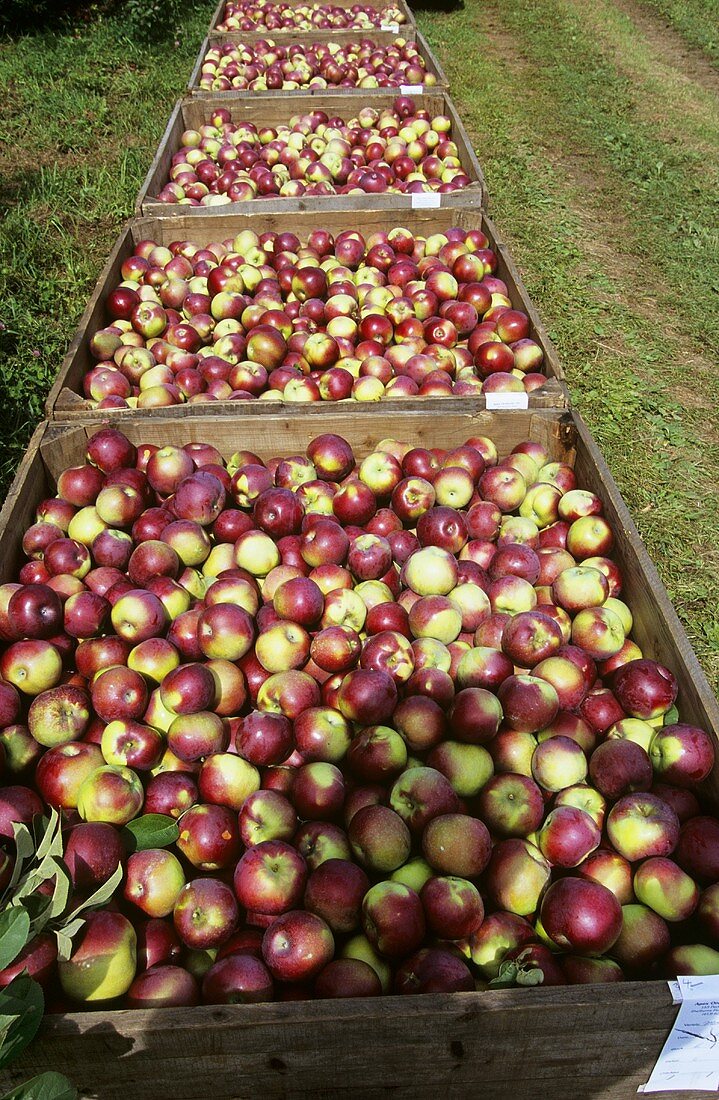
[[0, 0, 717, 687]]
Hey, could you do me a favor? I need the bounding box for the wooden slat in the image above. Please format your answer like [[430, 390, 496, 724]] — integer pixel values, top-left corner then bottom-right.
[[46, 207, 566, 423], [0, 984, 689, 1100], [136, 89, 484, 216], [189, 30, 447, 95]]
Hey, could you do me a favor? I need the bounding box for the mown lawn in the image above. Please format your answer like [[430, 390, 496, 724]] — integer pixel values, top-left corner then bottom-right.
[[0, 0, 718, 687], [415, 0, 719, 689]]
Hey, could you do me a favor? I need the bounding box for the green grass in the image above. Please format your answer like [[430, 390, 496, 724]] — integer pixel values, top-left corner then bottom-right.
[[416, 0, 719, 688], [641, 0, 719, 64], [0, 2, 214, 489]]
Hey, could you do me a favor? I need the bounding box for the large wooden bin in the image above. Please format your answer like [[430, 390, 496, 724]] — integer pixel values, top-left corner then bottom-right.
[[136, 89, 482, 216], [46, 206, 566, 422], [206, 0, 417, 37], [1, 404, 718, 1099], [189, 29, 448, 96]]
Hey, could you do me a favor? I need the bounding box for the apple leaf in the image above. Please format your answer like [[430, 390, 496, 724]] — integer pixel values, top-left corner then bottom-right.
[[7, 826, 34, 894], [663, 705, 680, 726], [33, 811, 63, 863], [0, 975, 44, 1071], [1, 1070, 77, 1100], [0, 909, 31, 972], [68, 862, 123, 918], [121, 814, 180, 853]]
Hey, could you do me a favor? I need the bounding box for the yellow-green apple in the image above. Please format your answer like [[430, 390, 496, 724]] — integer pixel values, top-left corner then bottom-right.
[[633, 856, 699, 921], [477, 773, 545, 838], [606, 792, 680, 861], [238, 789, 297, 848], [531, 735, 587, 793], [427, 740, 493, 798], [422, 812, 491, 877], [294, 820, 352, 870], [465, 911, 536, 979], [578, 848, 634, 904], [484, 838, 550, 916], [650, 724, 715, 787], [401, 545, 458, 596], [663, 944, 719, 976], [27, 685, 90, 747], [554, 782, 606, 828], [0, 639, 63, 695], [59, 910, 137, 1002], [199, 752, 260, 809], [124, 848, 186, 917], [77, 763, 144, 825], [255, 620, 311, 672]]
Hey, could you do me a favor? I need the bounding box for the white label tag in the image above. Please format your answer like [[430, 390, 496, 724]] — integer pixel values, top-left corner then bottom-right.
[[485, 392, 529, 410], [410, 193, 441, 209], [640, 978, 719, 1093], [381, 22, 400, 31], [400, 84, 423, 94]]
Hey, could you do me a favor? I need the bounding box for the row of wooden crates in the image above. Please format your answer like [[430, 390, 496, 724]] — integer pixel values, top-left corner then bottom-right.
[[4, 1, 718, 1097]]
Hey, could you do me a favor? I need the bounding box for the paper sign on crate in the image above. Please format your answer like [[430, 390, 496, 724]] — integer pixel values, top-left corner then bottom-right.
[[640, 977, 719, 1093]]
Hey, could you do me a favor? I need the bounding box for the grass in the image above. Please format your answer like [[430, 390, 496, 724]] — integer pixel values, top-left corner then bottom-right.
[[641, 0, 719, 64], [415, 0, 719, 688], [0, 2, 214, 489], [0, 0, 718, 690]]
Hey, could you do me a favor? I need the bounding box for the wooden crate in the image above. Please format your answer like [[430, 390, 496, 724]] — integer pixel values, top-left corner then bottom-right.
[[188, 30, 449, 97], [1, 404, 718, 1099], [137, 89, 480, 217], [46, 206, 566, 422], [207, 0, 417, 36]]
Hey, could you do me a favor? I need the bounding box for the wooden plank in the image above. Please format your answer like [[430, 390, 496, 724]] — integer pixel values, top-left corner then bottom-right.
[[137, 90, 484, 216], [46, 208, 566, 422], [0, 984, 689, 1100], [188, 29, 448, 96], [208, 0, 417, 36], [2, 406, 718, 1096]]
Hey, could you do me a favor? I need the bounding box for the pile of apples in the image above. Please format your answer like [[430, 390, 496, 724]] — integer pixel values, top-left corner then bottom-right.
[[82, 223, 545, 410], [158, 101, 471, 204], [1, 425, 719, 1009], [197, 37, 434, 92], [216, 2, 408, 33]]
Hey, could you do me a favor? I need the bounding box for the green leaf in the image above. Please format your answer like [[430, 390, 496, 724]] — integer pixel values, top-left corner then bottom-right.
[[33, 811, 63, 863], [45, 861, 72, 924], [663, 705, 680, 726], [120, 814, 179, 853], [0, 976, 44, 1071], [0, 909, 30, 972], [68, 863, 122, 919], [8, 827, 34, 893], [1, 1070, 77, 1100]]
